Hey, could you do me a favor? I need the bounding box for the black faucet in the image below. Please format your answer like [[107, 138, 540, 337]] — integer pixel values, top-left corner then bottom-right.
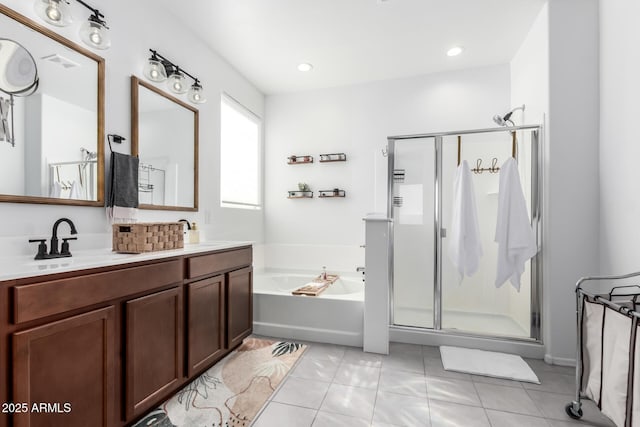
[[50, 218, 78, 256], [178, 219, 191, 230]]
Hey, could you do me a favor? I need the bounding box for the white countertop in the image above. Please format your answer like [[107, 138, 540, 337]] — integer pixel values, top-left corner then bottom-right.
[[0, 241, 252, 282]]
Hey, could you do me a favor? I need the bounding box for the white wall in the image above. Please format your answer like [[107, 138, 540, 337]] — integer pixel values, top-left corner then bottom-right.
[[545, 0, 600, 363], [599, 0, 640, 274], [264, 65, 511, 269], [0, 0, 264, 253]]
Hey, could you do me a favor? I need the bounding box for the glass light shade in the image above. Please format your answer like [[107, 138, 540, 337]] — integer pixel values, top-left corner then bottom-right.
[[79, 19, 111, 50], [143, 59, 167, 82], [167, 71, 188, 94], [34, 0, 73, 27], [188, 83, 206, 104]]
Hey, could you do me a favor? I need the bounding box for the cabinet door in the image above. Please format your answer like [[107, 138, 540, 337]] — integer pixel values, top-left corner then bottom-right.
[[125, 287, 182, 420], [12, 306, 115, 427], [187, 275, 226, 377], [226, 267, 253, 349]]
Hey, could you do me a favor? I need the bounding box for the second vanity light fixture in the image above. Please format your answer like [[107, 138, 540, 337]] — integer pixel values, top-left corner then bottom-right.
[[143, 49, 207, 104], [33, 0, 111, 50]]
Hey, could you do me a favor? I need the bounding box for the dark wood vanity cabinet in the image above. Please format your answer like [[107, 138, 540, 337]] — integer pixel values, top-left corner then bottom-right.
[[227, 266, 253, 349], [186, 275, 225, 377], [125, 287, 183, 420], [0, 245, 252, 427], [12, 307, 116, 427]]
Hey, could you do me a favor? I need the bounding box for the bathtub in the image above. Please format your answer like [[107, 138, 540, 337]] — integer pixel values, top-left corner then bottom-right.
[[252, 272, 364, 346]]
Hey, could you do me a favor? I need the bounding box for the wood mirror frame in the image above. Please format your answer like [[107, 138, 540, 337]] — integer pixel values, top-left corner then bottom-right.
[[0, 4, 105, 206], [131, 76, 199, 212]]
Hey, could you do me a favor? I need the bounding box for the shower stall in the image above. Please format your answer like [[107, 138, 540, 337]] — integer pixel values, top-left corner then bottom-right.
[[388, 125, 542, 342]]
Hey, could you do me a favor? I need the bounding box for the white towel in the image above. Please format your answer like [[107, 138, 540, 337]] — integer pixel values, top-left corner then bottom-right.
[[69, 180, 82, 199], [49, 181, 62, 198], [448, 160, 483, 281], [494, 157, 537, 291]]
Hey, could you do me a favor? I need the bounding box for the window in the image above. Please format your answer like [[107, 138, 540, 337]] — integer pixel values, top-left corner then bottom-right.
[[220, 94, 261, 209]]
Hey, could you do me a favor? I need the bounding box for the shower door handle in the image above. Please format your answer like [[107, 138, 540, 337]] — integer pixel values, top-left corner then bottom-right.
[[441, 228, 447, 238]]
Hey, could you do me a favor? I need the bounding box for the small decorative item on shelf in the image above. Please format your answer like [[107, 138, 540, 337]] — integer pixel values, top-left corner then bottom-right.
[[288, 154, 314, 164], [318, 189, 346, 198], [298, 182, 310, 191], [319, 153, 347, 163]]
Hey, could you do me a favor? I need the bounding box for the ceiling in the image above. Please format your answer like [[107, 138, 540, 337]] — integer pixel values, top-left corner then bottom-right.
[[155, 0, 545, 95]]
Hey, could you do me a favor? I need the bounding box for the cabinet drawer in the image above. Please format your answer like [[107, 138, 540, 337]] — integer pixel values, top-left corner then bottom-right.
[[13, 259, 183, 324], [187, 247, 252, 279]]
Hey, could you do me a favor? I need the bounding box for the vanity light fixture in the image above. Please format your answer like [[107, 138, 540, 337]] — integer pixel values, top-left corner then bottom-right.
[[33, 0, 110, 49], [143, 49, 207, 104]]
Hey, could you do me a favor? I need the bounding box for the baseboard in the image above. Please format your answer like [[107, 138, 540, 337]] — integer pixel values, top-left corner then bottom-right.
[[253, 321, 363, 347], [544, 354, 576, 367]]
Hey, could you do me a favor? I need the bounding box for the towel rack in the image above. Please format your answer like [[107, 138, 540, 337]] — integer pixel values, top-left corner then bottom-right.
[[457, 131, 517, 167]]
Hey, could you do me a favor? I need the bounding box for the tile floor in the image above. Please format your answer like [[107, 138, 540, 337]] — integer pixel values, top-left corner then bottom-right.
[[253, 340, 616, 427]]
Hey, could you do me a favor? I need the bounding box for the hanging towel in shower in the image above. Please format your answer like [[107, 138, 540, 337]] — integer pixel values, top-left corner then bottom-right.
[[448, 160, 483, 281], [106, 152, 139, 224], [49, 181, 62, 198], [494, 157, 537, 291], [69, 180, 83, 200]]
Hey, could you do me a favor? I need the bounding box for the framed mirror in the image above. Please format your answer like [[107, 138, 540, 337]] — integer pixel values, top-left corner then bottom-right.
[[0, 4, 104, 206], [131, 76, 198, 211]]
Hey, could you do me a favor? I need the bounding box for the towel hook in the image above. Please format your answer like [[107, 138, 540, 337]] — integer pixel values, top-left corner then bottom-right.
[[457, 135, 462, 166]]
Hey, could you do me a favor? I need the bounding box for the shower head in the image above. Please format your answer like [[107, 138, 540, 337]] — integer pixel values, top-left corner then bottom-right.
[[493, 104, 525, 127], [81, 147, 97, 160]]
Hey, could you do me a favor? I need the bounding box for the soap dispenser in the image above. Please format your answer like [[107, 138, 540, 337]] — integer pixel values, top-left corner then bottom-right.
[[190, 222, 200, 244]]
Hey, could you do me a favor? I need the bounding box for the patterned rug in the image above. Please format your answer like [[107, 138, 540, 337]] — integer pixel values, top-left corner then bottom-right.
[[133, 338, 307, 427]]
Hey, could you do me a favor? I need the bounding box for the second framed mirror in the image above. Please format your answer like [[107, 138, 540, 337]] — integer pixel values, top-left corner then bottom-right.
[[131, 76, 198, 211]]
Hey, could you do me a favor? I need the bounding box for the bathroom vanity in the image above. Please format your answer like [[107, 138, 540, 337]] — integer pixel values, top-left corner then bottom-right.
[[0, 243, 252, 427]]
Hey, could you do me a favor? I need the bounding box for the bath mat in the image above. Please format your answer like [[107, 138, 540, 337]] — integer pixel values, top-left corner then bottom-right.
[[133, 338, 307, 427], [440, 346, 540, 384]]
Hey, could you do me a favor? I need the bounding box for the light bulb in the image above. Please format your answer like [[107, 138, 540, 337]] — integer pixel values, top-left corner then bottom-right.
[[46, 3, 61, 21], [34, 0, 73, 27], [143, 58, 167, 82], [89, 30, 102, 45], [447, 46, 463, 57], [167, 71, 188, 94], [79, 18, 111, 50], [188, 82, 206, 104]]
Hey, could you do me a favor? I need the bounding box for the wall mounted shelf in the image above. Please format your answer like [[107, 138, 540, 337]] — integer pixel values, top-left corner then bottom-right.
[[319, 153, 347, 163], [288, 190, 313, 199], [318, 190, 346, 198], [287, 155, 314, 164]]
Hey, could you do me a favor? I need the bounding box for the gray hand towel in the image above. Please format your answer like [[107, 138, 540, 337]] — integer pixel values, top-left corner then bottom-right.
[[108, 152, 139, 208]]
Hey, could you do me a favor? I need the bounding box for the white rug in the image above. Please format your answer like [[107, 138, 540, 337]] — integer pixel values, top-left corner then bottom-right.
[[440, 346, 540, 384]]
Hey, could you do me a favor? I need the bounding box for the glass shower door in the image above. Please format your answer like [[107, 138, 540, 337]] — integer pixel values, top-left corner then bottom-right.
[[439, 132, 535, 338], [391, 137, 436, 328]]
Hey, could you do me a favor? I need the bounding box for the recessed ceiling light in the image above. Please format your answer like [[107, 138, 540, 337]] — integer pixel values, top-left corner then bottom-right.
[[297, 63, 313, 72], [447, 46, 464, 57]]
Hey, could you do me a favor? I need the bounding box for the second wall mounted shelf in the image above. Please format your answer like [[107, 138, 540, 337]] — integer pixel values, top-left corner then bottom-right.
[[319, 153, 347, 163], [318, 189, 346, 198]]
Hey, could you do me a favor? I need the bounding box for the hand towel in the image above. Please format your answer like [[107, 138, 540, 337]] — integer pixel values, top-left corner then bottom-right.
[[448, 160, 483, 281], [107, 152, 139, 224], [494, 157, 537, 291]]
